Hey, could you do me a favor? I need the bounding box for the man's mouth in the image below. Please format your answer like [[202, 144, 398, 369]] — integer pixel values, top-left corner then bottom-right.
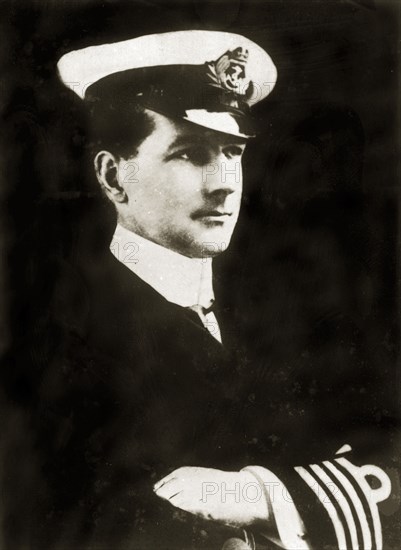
[[191, 209, 233, 221]]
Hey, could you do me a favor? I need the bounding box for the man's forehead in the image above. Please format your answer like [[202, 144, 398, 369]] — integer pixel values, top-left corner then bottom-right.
[[148, 110, 248, 147]]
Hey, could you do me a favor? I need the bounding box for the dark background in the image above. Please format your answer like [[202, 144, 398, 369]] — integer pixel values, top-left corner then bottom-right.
[[0, 0, 399, 545]]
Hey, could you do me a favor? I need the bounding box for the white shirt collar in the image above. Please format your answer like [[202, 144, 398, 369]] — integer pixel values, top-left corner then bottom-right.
[[110, 224, 215, 309]]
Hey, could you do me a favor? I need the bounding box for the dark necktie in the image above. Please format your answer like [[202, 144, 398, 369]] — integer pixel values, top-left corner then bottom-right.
[[186, 303, 222, 343]]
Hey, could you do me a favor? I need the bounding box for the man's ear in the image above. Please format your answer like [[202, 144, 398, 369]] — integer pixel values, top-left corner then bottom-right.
[[94, 151, 127, 203]]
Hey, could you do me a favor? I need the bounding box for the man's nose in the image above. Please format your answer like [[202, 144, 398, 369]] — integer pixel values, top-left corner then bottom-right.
[[201, 154, 242, 196]]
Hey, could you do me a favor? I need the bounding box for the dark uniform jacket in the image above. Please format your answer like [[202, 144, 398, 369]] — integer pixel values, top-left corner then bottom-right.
[[15, 249, 396, 549]]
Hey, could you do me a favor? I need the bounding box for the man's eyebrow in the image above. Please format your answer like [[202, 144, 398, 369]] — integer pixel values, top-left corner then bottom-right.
[[165, 134, 205, 153], [166, 133, 246, 154]]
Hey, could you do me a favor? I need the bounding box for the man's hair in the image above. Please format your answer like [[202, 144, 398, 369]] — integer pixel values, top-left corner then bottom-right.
[[86, 96, 155, 159]]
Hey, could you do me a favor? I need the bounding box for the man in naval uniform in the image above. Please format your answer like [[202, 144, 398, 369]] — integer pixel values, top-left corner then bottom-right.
[[29, 30, 394, 550]]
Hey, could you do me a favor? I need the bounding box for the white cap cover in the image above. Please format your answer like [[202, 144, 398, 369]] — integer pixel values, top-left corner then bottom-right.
[[57, 30, 277, 137]]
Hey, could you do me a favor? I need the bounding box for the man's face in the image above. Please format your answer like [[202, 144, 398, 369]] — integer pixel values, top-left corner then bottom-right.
[[116, 111, 246, 258]]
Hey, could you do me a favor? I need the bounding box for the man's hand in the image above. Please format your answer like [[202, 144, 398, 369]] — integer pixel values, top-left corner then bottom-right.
[[154, 466, 270, 528]]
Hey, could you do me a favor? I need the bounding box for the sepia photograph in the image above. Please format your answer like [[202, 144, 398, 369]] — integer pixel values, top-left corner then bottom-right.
[[0, 0, 399, 548]]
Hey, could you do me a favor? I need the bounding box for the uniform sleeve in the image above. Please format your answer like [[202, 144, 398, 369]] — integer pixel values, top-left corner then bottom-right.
[[243, 445, 393, 550]]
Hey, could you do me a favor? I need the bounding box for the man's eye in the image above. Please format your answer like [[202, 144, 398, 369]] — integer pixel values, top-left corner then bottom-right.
[[172, 147, 211, 166], [224, 145, 244, 159]]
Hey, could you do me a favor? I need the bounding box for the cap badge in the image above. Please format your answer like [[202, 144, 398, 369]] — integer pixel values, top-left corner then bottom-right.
[[205, 47, 253, 98]]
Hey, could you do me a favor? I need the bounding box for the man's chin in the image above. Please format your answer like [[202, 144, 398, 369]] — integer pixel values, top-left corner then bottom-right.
[[162, 225, 235, 258], [190, 229, 234, 258]]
